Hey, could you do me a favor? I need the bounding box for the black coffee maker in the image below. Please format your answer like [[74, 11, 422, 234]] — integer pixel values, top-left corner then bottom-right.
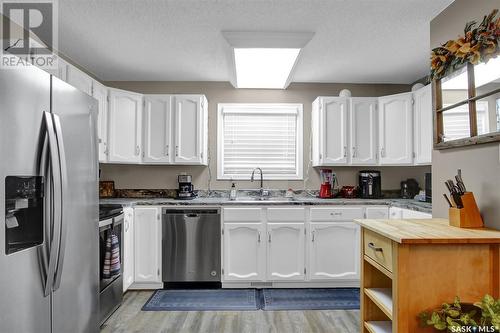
[[176, 174, 196, 200], [358, 170, 382, 199]]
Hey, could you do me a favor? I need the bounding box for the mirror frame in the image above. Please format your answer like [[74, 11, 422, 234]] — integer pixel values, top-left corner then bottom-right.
[[434, 62, 500, 149]]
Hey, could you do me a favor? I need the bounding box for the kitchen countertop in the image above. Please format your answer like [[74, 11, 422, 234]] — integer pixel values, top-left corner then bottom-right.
[[354, 218, 500, 244], [99, 196, 432, 214]]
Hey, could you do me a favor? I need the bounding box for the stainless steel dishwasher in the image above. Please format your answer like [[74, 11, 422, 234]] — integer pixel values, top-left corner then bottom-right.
[[162, 208, 221, 283]]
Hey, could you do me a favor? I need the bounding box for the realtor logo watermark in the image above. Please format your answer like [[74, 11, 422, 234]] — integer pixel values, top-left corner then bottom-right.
[[450, 326, 499, 333], [1, 0, 58, 69]]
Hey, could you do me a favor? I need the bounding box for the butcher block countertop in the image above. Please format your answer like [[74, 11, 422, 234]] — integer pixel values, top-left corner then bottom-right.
[[354, 218, 500, 244]]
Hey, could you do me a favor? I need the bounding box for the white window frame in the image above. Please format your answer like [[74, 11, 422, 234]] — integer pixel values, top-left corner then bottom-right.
[[217, 103, 303, 180]]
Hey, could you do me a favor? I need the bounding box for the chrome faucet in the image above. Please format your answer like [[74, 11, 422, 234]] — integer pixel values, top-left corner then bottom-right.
[[251, 167, 269, 198]]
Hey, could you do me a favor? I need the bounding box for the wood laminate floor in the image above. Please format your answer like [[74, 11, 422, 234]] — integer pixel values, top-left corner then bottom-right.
[[101, 291, 360, 333]]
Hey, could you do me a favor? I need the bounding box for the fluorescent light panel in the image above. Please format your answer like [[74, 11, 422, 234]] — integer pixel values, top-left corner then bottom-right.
[[234, 48, 300, 89]]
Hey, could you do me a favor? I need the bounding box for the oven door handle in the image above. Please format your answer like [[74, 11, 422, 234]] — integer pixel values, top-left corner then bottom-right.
[[99, 217, 114, 229]]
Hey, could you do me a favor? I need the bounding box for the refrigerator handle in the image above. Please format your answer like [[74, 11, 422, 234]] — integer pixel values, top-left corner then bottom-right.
[[52, 114, 69, 291], [36, 119, 50, 291], [41, 112, 63, 297]]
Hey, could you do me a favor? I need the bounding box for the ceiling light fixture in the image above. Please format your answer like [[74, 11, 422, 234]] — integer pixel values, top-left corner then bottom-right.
[[222, 32, 314, 89]]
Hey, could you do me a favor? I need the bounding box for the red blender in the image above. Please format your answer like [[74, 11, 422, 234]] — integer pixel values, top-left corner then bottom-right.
[[319, 169, 335, 198]]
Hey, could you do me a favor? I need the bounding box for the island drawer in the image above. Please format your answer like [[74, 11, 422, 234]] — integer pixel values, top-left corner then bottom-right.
[[363, 229, 393, 272]]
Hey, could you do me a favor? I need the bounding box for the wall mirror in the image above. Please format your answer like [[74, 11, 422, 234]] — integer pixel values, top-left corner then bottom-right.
[[435, 58, 500, 149]]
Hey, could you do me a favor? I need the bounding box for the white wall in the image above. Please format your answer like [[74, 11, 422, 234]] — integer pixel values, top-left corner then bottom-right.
[[430, 0, 500, 228]]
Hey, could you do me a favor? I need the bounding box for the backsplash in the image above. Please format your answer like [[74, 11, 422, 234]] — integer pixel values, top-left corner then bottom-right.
[[99, 164, 431, 192]]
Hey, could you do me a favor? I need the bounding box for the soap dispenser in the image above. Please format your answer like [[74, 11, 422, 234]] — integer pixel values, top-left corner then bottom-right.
[[229, 183, 237, 200]]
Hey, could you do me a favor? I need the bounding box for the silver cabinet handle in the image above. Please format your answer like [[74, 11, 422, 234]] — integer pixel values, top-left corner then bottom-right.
[[312, 231, 315, 242], [175, 146, 179, 157], [135, 145, 140, 156], [380, 147, 386, 158], [330, 212, 342, 216], [258, 231, 261, 243], [268, 232, 272, 243], [352, 146, 356, 158], [165, 145, 169, 156], [344, 146, 347, 158], [368, 242, 383, 252]]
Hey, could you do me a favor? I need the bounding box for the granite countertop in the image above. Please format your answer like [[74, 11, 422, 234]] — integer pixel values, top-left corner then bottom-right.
[[99, 196, 432, 214]]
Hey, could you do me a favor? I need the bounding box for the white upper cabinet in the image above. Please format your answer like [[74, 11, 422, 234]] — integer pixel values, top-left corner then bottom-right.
[[223, 223, 266, 281], [92, 81, 109, 163], [133, 207, 162, 284], [173, 95, 208, 165], [107, 88, 144, 163], [413, 85, 433, 165], [312, 97, 348, 166], [65, 64, 93, 96], [378, 92, 414, 165], [309, 222, 360, 280], [143, 95, 172, 164], [349, 98, 378, 165], [267, 223, 305, 281]]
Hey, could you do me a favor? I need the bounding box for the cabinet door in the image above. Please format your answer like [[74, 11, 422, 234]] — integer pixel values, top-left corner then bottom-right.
[[65, 64, 93, 96], [108, 89, 143, 163], [92, 81, 109, 163], [143, 95, 172, 164], [350, 98, 378, 165], [378, 93, 413, 165], [365, 206, 389, 219], [309, 222, 360, 280], [413, 85, 432, 165], [123, 207, 134, 292], [319, 97, 348, 165], [401, 209, 432, 219], [223, 223, 265, 281], [173, 95, 204, 164], [267, 223, 305, 281], [134, 207, 162, 283], [46, 57, 68, 81]]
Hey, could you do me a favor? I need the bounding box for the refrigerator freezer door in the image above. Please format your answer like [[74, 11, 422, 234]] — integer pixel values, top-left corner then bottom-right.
[[50, 77, 99, 333], [0, 67, 52, 333]]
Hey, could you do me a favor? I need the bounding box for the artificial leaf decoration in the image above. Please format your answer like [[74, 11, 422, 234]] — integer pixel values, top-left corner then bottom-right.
[[430, 9, 500, 80]]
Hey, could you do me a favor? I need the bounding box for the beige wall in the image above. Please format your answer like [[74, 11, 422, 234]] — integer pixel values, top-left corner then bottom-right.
[[430, 0, 500, 228], [100, 81, 431, 191]]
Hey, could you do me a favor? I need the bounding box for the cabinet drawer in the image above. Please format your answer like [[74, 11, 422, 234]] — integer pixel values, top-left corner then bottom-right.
[[223, 208, 262, 222], [310, 207, 364, 221], [267, 208, 305, 222], [363, 229, 393, 272]]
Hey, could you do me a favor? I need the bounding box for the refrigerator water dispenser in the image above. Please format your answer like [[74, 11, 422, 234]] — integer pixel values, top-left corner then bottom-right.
[[5, 176, 44, 255]]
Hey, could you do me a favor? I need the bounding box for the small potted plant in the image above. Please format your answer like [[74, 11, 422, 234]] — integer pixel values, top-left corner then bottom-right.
[[419, 295, 500, 331]]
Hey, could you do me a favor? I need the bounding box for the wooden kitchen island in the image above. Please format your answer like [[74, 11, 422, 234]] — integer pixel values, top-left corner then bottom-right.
[[353, 218, 500, 333]]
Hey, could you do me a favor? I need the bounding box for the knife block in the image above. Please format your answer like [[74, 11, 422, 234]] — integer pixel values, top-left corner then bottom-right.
[[449, 192, 483, 228]]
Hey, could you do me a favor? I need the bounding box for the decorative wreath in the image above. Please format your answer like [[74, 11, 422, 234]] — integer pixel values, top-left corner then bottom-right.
[[430, 9, 500, 80]]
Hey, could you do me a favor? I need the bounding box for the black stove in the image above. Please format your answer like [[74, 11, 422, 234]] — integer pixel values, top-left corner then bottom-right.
[[99, 204, 123, 221]]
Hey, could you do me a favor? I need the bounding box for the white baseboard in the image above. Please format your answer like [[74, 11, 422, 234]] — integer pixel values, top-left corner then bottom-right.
[[222, 280, 360, 289]]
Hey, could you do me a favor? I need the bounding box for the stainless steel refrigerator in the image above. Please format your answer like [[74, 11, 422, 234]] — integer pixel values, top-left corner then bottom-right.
[[0, 65, 99, 332]]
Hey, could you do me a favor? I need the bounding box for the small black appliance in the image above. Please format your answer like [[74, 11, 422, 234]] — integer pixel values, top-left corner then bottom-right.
[[177, 174, 196, 200], [425, 173, 432, 203], [358, 170, 382, 199]]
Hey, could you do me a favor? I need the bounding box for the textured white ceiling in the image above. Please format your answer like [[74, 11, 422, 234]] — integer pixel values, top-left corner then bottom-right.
[[58, 0, 454, 84]]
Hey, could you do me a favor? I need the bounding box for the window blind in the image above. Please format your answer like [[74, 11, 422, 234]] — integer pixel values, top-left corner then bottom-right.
[[218, 104, 303, 180], [443, 102, 488, 141]]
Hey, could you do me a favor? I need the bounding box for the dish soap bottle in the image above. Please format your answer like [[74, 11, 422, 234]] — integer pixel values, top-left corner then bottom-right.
[[229, 183, 237, 200]]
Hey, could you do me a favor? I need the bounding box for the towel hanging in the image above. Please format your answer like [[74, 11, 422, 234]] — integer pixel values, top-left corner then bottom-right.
[[102, 229, 121, 279]]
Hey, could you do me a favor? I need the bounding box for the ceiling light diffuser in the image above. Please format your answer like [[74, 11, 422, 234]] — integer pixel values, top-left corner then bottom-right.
[[234, 48, 300, 89]]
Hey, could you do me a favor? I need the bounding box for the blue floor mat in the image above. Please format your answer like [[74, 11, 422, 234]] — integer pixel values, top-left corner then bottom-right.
[[142, 289, 260, 311], [261, 288, 360, 311]]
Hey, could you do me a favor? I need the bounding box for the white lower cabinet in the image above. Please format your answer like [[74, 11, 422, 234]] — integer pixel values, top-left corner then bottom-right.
[[365, 206, 389, 219], [123, 207, 134, 292], [309, 222, 360, 280], [133, 206, 162, 286], [267, 223, 305, 281], [223, 223, 265, 281]]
